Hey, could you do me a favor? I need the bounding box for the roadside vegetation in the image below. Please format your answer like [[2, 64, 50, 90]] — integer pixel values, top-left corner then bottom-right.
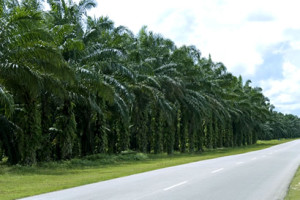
[[1, 0, 300, 167], [0, 139, 295, 200], [285, 165, 300, 200]]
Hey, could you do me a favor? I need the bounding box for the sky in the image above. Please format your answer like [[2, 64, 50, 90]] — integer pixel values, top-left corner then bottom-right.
[[87, 0, 300, 116]]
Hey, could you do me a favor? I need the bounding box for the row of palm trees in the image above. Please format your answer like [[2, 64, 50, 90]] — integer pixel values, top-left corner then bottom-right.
[[1, 0, 299, 165]]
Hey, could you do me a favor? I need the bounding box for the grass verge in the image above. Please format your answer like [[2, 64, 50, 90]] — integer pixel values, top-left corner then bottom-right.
[[0, 139, 295, 200], [285, 165, 300, 200]]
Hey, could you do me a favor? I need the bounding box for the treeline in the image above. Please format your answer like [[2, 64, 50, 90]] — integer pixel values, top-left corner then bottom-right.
[[0, 0, 300, 165]]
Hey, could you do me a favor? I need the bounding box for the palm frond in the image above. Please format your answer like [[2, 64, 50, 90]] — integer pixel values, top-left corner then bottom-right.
[[0, 85, 14, 116], [154, 63, 177, 73]]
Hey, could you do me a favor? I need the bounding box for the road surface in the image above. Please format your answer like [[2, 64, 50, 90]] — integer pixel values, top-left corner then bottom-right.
[[20, 140, 300, 200]]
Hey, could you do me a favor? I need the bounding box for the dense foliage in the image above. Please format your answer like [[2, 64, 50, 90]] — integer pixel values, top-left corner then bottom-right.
[[1, 0, 300, 165]]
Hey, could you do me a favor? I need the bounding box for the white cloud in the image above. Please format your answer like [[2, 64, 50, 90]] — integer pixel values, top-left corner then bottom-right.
[[260, 62, 300, 114], [290, 41, 300, 50]]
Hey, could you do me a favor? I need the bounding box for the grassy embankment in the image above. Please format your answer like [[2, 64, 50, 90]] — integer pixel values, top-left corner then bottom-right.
[[0, 139, 296, 200], [285, 165, 300, 200]]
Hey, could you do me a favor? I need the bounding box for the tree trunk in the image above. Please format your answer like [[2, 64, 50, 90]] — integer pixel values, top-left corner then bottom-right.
[[22, 96, 40, 165]]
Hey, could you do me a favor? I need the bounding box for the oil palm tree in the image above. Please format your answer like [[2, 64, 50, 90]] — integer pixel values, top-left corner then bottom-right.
[[0, 1, 69, 164]]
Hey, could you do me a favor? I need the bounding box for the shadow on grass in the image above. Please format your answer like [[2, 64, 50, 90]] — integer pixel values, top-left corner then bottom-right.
[[0, 153, 151, 176], [0, 139, 294, 176]]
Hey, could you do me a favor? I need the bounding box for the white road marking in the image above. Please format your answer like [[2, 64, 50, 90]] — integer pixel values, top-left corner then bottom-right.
[[251, 157, 257, 160], [163, 181, 188, 191], [236, 162, 244, 165], [211, 168, 224, 173]]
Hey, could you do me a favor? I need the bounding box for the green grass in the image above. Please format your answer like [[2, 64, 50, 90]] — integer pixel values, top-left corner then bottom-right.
[[285, 165, 300, 200], [0, 139, 295, 200]]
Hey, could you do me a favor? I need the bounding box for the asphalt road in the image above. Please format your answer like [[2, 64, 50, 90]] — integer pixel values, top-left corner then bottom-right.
[[20, 140, 300, 200]]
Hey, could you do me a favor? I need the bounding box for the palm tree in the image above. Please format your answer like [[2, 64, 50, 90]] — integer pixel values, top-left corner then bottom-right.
[[126, 27, 182, 153], [0, 1, 69, 164]]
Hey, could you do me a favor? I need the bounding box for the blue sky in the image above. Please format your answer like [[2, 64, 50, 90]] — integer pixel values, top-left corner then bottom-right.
[[88, 0, 300, 116]]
